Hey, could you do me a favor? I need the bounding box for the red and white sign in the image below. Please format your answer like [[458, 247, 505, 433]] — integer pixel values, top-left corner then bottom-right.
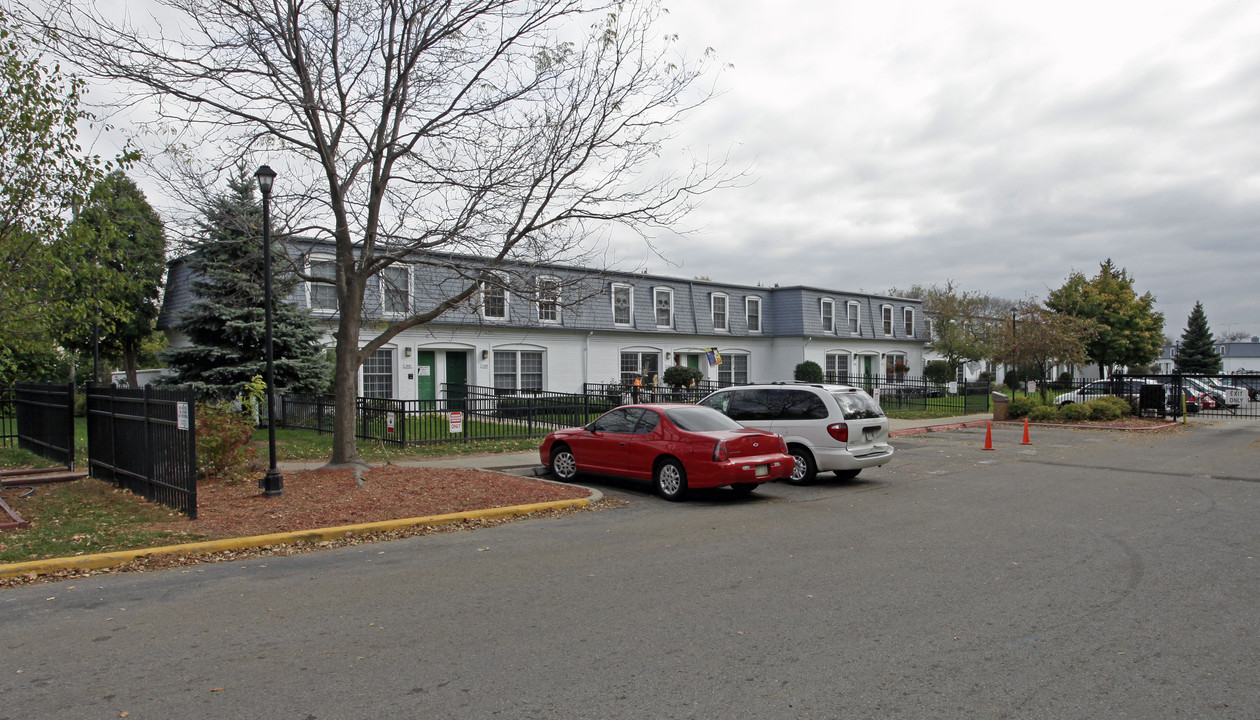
[[387, 411, 396, 434], [449, 411, 464, 433]]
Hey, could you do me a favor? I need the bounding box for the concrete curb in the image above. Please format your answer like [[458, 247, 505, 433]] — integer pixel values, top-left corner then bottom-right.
[[991, 419, 1183, 432], [0, 495, 596, 580], [890, 421, 991, 436]]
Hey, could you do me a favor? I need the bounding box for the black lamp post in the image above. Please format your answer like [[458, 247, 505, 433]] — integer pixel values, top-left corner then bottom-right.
[[255, 164, 284, 497]]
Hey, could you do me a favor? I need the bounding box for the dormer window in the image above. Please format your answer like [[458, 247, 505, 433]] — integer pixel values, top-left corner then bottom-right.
[[712, 293, 729, 331]]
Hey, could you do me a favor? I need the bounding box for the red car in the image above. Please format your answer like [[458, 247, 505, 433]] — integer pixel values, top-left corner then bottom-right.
[[540, 404, 793, 501]]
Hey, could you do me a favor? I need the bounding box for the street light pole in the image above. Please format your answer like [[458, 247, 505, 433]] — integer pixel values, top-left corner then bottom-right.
[[255, 164, 284, 498]]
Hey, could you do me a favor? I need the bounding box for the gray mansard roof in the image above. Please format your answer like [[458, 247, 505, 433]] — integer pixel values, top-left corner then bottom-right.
[[159, 245, 925, 341]]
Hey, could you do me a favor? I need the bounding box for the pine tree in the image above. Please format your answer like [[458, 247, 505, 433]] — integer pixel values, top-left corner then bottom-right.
[[1173, 301, 1222, 374], [161, 168, 331, 401]]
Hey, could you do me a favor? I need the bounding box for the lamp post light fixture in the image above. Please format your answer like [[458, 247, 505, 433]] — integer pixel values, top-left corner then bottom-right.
[[255, 164, 284, 498]]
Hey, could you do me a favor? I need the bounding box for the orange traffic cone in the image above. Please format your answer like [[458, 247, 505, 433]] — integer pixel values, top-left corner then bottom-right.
[[983, 422, 994, 450], [1021, 417, 1032, 445]]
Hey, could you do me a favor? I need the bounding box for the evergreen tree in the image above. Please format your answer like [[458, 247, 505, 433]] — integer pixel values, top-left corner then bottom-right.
[[1173, 302, 1222, 374], [161, 168, 331, 401]]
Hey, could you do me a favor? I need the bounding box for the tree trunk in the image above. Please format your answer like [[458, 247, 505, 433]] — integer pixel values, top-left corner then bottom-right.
[[330, 283, 366, 467], [123, 349, 139, 388]]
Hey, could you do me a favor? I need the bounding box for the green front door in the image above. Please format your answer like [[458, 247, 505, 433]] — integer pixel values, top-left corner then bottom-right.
[[686, 354, 700, 369], [416, 350, 436, 402], [445, 351, 468, 411]]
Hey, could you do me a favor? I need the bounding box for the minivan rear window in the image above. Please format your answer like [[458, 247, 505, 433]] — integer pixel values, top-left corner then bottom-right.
[[831, 391, 885, 419]]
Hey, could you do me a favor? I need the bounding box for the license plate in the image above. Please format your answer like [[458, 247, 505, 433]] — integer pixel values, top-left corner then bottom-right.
[[755, 464, 769, 477], [864, 428, 876, 441]]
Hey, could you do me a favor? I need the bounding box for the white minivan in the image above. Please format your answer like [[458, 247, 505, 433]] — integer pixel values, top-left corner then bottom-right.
[[699, 383, 894, 484]]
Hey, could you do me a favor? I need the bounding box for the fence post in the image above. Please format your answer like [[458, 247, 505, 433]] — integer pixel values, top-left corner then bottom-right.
[[64, 382, 76, 471], [143, 385, 155, 502]]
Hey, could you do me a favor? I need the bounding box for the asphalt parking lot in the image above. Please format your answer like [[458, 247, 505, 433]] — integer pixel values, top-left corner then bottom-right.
[[3, 419, 1258, 719]]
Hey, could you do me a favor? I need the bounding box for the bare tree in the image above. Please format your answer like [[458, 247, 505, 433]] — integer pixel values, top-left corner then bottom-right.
[[30, 0, 731, 464]]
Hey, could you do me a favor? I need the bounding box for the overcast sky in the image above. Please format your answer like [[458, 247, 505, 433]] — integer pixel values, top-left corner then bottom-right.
[[84, 0, 1260, 340], [626, 0, 1260, 339]]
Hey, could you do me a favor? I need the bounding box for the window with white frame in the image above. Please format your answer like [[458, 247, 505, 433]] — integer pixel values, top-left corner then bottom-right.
[[654, 288, 673, 328], [620, 351, 661, 385], [718, 353, 749, 385], [381, 265, 409, 316], [537, 276, 560, 322], [882, 305, 894, 336], [612, 283, 633, 326], [825, 353, 850, 383], [493, 350, 544, 390], [308, 258, 338, 312], [712, 293, 728, 331], [847, 301, 860, 334], [481, 279, 508, 320], [821, 298, 835, 333], [885, 352, 907, 378], [903, 307, 915, 338], [746, 296, 761, 333], [362, 348, 394, 398]]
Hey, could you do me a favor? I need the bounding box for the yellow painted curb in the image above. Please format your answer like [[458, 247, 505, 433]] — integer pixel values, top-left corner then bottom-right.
[[0, 497, 590, 580]]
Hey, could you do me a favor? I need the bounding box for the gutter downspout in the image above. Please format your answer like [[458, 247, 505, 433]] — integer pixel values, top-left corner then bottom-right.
[[584, 330, 596, 392]]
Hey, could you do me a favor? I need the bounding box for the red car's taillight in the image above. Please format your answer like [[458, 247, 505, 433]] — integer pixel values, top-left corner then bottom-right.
[[826, 423, 848, 442], [713, 440, 728, 462]]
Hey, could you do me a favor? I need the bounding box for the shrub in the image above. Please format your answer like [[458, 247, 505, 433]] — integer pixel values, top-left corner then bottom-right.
[[794, 360, 823, 383], [1087, 396, 1131, 421], [1029, 405, 1059, 422], [196, 401, 257, 483], [1059, 402, 1089, 422], [1053, 371, 1074, 390], [1004, 368, 1024, 390], [195, 376, 267, 483], [663, 365, 703, 388], [978, 370, 995, 384], [924, 361, 953, 384], [1008, 396, 1040, 418]]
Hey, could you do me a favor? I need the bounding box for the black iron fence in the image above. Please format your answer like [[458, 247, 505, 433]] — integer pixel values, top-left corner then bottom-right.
[[836, 374, 991, 414], [86, 383, 199, 518], [14, 382, 76, 468], [282, 385, 617, 445], [282, 374, 995, 447], [1, 386, 15, 449], [582, 380, 727, 405], [1008, 374, 1260, 419]]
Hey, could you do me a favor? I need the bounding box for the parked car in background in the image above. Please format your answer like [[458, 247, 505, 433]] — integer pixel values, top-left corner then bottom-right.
[[1054, 378, 1153, 407], [1162, 384, 1200, 414], [698, 383, 893, 485], [1179, 377, 1244, 410], [1220, 375, 1260, 401], [540, 404, 793, 501]]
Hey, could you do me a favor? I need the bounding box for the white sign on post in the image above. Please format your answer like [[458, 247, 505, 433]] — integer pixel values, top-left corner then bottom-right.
[[387, 411, 396, 434], [948, 381, 959, 395], [176, 402, 189, 431], [449, 411, 464, 433]]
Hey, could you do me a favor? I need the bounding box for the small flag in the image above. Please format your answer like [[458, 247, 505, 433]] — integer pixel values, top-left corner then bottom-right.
[[707, 349, 722, 365]]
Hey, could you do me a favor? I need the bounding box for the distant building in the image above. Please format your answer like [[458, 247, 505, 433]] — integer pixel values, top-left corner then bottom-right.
[[1152, 337, 1260, 374]]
